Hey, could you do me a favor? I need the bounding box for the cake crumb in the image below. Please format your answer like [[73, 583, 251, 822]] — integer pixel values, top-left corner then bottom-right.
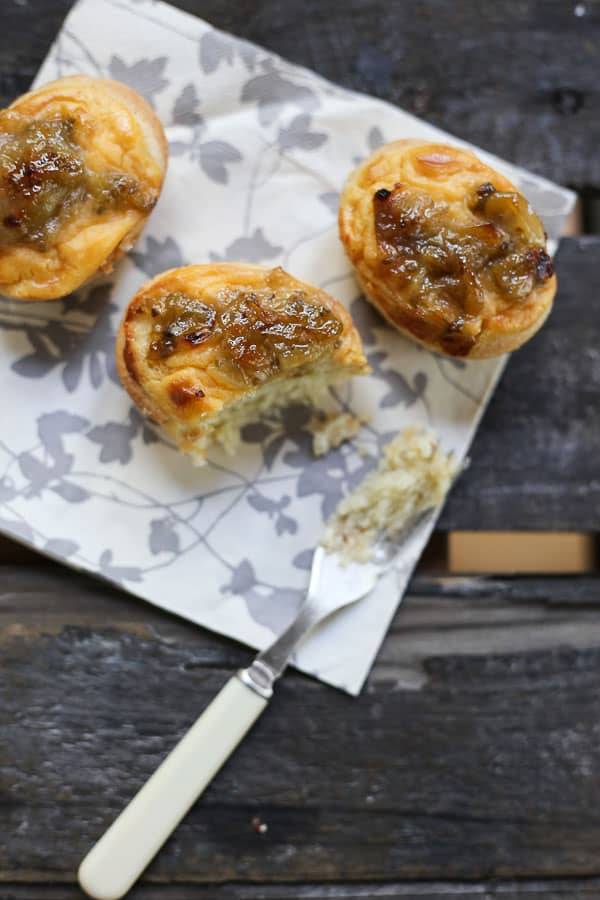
[[251, 816, 268, 834], [321, 427, 456, 563], [312, 412, 364, 456]]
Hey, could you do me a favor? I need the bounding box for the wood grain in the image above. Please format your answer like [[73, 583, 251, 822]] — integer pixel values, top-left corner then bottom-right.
[[4, 879, 600, 899], [440, 237, 600, 531], [3, 565, 600, 890]]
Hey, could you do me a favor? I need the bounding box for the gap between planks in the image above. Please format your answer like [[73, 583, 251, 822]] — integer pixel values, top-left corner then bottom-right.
[[3, 565, 600, 692]]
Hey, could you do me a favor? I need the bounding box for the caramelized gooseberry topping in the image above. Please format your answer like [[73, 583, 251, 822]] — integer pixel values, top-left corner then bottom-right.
[[0, 112, 156, 249], [373, 180, 552, 355], [148, 294, 216, 359], [145, 288, 343, 385]]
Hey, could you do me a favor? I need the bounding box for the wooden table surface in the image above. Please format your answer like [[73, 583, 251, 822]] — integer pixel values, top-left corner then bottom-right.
[[2, 2, 600, 899]]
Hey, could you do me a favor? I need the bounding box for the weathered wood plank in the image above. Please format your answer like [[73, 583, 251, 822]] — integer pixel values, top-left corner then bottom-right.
[[1, 1, 599, 190], [3, 565, 600, 884], [4, 877, 600, 899], [410, 574, 600, 605], [440, 237, 600, 531], [4, 565, 600, 673]]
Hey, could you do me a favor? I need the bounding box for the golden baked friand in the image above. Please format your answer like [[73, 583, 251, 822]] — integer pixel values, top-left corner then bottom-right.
[[117, 264, 369, 462], [339, 139, 556, 359], [0, 75, 167, 300]]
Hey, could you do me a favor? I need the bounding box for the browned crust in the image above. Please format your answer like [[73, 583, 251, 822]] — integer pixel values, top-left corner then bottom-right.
[[338, 138, 557, 359], [123, 334, 140, 384], [1, 75, 168, 301], [169, 382, 207, 407], [87, 77, 168, 273], [351, 266, 556, 359], [116, 263, 369, 440], [93, 78, 169, 173], [116, 320, 168, 425]]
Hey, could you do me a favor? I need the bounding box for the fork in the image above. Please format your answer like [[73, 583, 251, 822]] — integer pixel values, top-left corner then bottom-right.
[[78, 513, 431, 900]]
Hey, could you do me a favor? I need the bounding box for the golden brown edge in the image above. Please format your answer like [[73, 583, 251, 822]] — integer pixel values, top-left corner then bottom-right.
[[80, 77, 169, 272], [352, 268, 556, 359]]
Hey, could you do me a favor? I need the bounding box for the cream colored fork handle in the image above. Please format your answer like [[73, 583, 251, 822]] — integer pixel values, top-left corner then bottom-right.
[[78, 676, 268, 900]]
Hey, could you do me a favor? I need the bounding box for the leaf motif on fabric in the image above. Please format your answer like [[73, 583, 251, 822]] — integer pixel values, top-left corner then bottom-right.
[[108, 55, 169, 106], [199, 30, 235, 74], [291, 449, 349, 519], [277, 114, 327, 151], [242, 584, 303, 633], [222, 559, 257, 595], [44, 538, 79, 558], [210, 227, 282, 263], [172, 82, 204, 126], [198, 140, 242, 184], [10, 284, 118, 391], [86, 409, 140, 465], [241, 61, 319, 126], [149, 517, 180, 555], [130, 236, 187, 278], [51, 481, 90, 503], [17, 411, 90, 496], [263, 435, 286, 471], [99, 549, 143, 583], [293, 548, 314, 570]]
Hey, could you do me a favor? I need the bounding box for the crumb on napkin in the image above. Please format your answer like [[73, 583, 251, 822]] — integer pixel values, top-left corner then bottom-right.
[[311, 412, 365, 457]]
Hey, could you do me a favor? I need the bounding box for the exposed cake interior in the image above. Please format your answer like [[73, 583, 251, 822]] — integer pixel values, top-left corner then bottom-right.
[[183, 366, 360, 459]]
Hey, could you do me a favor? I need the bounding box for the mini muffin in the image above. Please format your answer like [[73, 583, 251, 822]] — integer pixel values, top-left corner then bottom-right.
[[0, 75, 167, 300], [339, 139, 556, 359], [117, 264, 369, 461]]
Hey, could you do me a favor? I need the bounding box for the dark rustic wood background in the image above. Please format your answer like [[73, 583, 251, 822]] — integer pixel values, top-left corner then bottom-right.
[[2, 2, 600, 899]]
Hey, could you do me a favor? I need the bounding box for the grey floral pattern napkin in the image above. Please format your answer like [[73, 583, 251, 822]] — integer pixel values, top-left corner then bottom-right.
[[0, 0, 575, 693]]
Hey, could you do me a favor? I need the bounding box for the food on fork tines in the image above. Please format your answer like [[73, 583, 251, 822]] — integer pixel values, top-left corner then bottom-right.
[[339, 139, 556, 359], [116, 263, 369, 462], [322, 427, 456, 563], [0, 75, 167, 300]]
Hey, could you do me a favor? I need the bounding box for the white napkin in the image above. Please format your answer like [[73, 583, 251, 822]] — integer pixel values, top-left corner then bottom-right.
[[0, 0, 575, 693]]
